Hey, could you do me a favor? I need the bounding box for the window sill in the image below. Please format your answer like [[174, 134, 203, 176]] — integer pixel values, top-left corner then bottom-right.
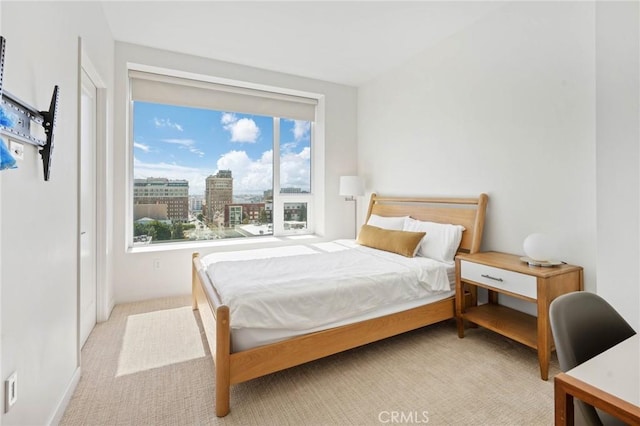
[[127, 234, 323, 254]]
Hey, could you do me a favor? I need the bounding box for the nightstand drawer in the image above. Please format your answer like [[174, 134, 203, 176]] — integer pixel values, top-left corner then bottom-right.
[[460, 260, 537, 299]]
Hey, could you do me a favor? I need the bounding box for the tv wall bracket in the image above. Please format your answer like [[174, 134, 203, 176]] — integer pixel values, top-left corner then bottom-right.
[[0, 36, 59, 181]]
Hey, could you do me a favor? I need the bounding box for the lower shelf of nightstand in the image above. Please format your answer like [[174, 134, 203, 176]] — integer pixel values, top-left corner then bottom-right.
[[463, 303, 538, 349]]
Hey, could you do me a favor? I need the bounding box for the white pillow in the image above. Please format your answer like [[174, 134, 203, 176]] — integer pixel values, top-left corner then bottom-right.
[[403, 218, 465, 264], [366, 214, 409, 231]]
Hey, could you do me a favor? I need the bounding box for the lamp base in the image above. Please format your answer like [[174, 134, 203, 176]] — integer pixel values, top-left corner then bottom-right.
[[520, 257, 564, 267]]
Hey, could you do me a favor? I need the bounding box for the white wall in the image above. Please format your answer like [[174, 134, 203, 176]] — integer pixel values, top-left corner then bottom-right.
[[595, 1, 640, 331], [112, 43, 358, 303], [0, 2, 114, 424], [358, 1, 640, 330], [359, 3, 598, 312]]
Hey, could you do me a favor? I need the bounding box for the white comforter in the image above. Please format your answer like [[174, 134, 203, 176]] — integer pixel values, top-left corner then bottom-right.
[[205, 242, 451, 331]]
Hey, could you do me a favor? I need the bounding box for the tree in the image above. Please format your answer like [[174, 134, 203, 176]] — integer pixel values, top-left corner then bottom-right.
[[152, 221, 172, 241], [259, 209, 268, 224], [134, 222, 149, 236], [172, 222, 185, 240]]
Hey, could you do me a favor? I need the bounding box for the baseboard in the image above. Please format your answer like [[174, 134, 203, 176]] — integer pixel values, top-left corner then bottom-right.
[[97, 297, 115, 323], [47, 367, 81, 426], [107, 297, 115, 320]]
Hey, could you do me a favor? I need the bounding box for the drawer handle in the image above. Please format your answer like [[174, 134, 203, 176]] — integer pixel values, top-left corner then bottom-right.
[[481, 274, 504, 282]]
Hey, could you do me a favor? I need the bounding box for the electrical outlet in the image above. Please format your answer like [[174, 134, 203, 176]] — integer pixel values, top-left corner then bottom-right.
[[9, 140, 24, 160], [153, 259, 161, 269], [5, 372, 17, 413]]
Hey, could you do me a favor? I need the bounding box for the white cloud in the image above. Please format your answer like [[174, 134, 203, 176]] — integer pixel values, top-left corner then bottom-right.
[[162, 138, 194, 147], [291, 120, 310, 141], [280, 147, 311, 191], [134, 150, 272, 197], [133, 146, 309, 196], [220, 112, 236, 125], [216, 150, 252, 173], [134, 142, 151, 153], [134, 149, 272, 197], [221, 114, 260, 143], [153, 117, 183, 132], [161, 138, 204, 157], [299, 146, 311, 160], [134, 157, 210, 195], [280, 142, 297, 154], [216, 150, 272, 193], [189, 147, 205, 157]]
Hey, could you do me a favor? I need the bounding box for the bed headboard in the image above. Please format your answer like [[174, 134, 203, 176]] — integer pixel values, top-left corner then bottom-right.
[[364, 193, 489, 254]]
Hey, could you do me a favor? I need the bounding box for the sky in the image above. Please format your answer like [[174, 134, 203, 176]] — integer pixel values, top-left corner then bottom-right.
[[133, 101, 311, 197]]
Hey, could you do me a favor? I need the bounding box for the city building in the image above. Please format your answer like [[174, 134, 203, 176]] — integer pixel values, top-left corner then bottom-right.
[[133, 178, 189, 222], [133, 203, 168, 222], [189, 195, 204, 215], [224, 203, 266, 227], [284, 202, 306, 222], [280, 187, 302, 193], [205, 170, 233, 222]]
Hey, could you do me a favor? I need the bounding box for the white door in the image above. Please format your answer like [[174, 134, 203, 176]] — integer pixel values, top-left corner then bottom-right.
[[80, 69, 97, 347]]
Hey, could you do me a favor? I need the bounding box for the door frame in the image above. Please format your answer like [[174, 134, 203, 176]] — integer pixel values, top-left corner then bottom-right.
[[77, 39, 109, 357]]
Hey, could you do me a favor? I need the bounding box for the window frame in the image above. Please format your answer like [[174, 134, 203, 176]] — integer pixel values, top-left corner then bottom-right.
[[126, 64, 324, 250]]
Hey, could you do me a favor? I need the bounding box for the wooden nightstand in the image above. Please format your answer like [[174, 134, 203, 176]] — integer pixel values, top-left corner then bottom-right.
[[455, 251, 583, 380]]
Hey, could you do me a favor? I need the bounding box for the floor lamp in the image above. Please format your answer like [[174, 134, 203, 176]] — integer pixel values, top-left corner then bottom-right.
[[339, 176, 365, 238]]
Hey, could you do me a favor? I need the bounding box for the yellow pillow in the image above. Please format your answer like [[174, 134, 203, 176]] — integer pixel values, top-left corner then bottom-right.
[[356, 224, 426, 258]]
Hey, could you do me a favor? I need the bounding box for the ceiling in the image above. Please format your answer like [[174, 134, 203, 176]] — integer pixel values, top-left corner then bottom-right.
[[101, 1, 504, 87]]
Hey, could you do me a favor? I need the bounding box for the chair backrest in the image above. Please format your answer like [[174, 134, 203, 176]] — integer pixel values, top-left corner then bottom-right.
[[550, 291, 636, 371], [550, 291, 637, 426]]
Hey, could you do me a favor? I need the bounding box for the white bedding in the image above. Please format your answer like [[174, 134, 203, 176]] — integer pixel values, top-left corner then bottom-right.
[[231, 291, 454, 352], [203, 240, 454, 338]]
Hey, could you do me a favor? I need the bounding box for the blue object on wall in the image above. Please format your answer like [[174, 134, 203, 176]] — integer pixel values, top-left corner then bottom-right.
[[0, 137, 17, 170], [0, 105, 14, 127]]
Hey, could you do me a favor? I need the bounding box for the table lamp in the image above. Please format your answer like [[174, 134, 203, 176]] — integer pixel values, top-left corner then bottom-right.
[[522, 233, 560, 266], [339, 176, 364, 238]]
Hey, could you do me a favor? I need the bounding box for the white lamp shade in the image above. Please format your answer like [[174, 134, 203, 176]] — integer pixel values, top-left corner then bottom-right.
[[339, 176, 364, 197], [523, 233, 558, 261]]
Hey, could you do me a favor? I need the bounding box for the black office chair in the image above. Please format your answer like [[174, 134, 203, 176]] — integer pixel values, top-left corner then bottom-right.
[[550, 291, 637, 426]]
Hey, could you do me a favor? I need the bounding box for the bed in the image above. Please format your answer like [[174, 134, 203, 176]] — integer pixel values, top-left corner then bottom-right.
[[192, 193, 488, 416]]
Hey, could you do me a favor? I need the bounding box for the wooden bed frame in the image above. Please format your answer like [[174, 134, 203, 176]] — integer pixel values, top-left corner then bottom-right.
[[192, 193, 488, 417]]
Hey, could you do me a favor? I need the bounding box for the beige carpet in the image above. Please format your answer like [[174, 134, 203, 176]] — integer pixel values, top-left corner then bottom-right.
[[61, 296, 559, 425]]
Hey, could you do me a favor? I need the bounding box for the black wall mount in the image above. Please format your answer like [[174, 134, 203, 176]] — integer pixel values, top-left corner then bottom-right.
[[0, 36, 59, 181]]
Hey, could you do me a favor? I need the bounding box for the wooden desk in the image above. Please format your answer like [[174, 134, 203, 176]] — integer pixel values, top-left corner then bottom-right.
[[554, 335, 640, 425]]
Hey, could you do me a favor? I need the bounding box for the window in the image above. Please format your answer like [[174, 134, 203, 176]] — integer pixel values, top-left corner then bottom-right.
[[128, 69, 319, 246]]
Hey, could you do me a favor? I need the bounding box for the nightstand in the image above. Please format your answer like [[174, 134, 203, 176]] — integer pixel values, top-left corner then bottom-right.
[[455, 251, 583, 380]]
